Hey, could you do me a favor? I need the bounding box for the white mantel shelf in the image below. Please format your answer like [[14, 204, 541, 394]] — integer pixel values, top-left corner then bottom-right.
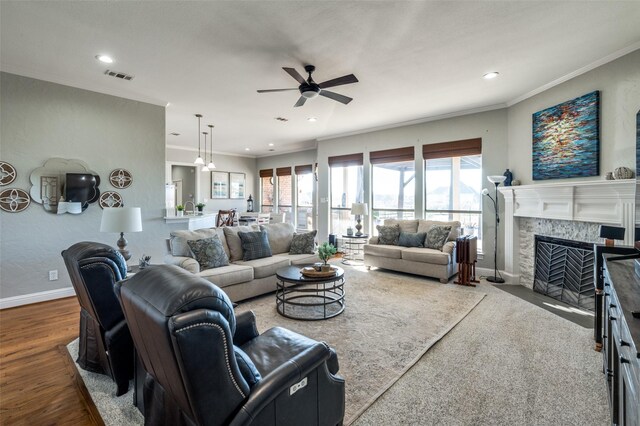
[[497, 179, 636, 284]]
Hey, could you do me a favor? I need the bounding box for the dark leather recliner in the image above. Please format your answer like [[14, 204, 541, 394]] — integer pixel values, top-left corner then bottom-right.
[[61, 241, 134, 396], [116, 265, 345, 426]]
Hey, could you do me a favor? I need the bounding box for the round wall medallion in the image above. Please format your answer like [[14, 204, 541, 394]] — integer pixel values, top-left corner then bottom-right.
[[99, 191, 123, 208], [0, 188, 31, 212], [0, 162, 17, 186], [109, 169, 133, 189]]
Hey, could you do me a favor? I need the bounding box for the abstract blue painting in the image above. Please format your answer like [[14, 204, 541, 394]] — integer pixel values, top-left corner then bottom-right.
[[532, 91, 600, 180]]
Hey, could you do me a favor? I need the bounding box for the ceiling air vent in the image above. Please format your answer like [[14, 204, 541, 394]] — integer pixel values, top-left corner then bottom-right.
[[275, 117, 288, 122], [104, 70, 135, 81], [169, 132, 180, 136]]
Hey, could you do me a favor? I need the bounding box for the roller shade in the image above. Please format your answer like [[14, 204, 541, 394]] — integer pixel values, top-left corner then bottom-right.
[[294, 164, 313, 174], [276, 167, 292, 176], [259, 169, 273, 178], [370, 146, 414, 164], [422, 138, 482, 160], [328, 153, 363, 167]]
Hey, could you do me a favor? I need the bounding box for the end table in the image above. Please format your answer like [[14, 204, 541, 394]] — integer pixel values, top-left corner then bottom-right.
[[341, 234, 368, 265]]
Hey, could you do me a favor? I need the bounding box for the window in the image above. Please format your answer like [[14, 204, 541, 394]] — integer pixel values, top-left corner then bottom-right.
[[259, 169, 273, 213], [295, 164, 314, 231], [329, 153, 363, 236], [371, 147, 415, 229], [276, 167, 292, 223], [423, 139, 482, 248]]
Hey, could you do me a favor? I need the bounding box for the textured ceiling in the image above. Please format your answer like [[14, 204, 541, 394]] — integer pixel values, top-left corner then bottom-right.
[[2, 1, 640, 157]]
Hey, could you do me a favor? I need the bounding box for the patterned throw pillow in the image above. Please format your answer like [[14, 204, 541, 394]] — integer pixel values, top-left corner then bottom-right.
[[238, 230, 273, 261], [187, 235, 229, 270], [290, 230, 317, 254], [376, 224, 401, 245], [424, 225, 452, 250], [398, 232, 426, 248]]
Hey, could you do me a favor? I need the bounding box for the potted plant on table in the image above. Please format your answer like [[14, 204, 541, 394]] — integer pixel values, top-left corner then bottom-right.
[[176, 205, 184, 217], [196, 203, 205, 214], [318, 242, 337, 272]]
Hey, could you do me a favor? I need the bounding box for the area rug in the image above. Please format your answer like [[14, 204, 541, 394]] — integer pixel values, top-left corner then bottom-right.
[[66, 264, 485, 425]]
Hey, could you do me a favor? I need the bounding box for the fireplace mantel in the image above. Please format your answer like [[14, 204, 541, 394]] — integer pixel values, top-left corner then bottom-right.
[[497, 179, 636, 283]]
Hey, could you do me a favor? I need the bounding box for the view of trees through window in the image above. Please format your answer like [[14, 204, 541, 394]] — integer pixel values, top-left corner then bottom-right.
[[330, 165, 363, 236], [425, 155, 482, 247], [372, 160, 415, 229], [260, 176, 273, 213]]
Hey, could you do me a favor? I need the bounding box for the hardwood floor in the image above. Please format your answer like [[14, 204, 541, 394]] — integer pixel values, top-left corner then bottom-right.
[[0, 297, 99, 425]]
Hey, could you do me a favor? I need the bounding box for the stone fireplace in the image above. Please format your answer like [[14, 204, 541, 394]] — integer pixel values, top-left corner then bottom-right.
[[498, 180, 635, 285]]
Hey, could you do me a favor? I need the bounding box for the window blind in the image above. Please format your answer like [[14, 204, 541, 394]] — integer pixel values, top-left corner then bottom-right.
[[422, 138, 482, 159], [370, 146, 414, 164], [259, 169, 273, 178], [276, 167, 292, 176], [294, 164, 313, 174], [328, 153, 364, 167]]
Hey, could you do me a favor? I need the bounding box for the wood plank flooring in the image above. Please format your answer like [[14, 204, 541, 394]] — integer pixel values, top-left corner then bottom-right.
[[0, 297, 98, 425]]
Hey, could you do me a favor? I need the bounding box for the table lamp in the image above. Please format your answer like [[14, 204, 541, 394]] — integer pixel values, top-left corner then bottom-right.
[[100, 207, 142, 262], [351, 203, 368, 236]]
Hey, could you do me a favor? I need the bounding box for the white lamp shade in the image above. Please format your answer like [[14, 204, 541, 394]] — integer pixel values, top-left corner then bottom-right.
[[201, 165, 210, 172], [350, 203, 368, 215], [481, 188, 489, 195], [487, 175, 507, 184], [100, 207, 143, 233], [207, 161, 216, 169], [194, 156, 205, 165]]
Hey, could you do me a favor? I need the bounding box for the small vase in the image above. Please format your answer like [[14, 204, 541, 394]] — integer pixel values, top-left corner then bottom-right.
[[503, 169, 513, 186], [177, 210, 184, 217]]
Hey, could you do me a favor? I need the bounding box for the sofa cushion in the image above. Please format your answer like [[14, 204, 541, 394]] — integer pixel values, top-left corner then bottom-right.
[[235, 256, 290, 279], [376, 224, 401, 245], [223, 225, 260, 262], [187, 235, 229, 270], [364, 244, 404, 259], [424, 225, 452, 250], [170, 228, 229, 258], [417, 220, 461, 242], [198, 264, 254, 288], [275, 253, 319, 266], [238, 230, 273, 261], [401, 247, 451, 265], [260, 222, 295, 254], [290, 230, 317, 254], [398, 232, 426, 248], [383, 219, 419, 234]]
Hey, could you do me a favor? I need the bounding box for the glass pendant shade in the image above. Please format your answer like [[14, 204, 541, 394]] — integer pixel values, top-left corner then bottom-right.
[[207, 161, 216, 169], [201, 165, 210, 172], [194, 156, 204, 165]]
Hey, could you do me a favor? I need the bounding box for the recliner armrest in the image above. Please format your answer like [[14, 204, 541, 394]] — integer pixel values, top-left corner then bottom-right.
[[230, 343, 332, 426], [163, 254, 200, 273], [234, 311, 259, 346]]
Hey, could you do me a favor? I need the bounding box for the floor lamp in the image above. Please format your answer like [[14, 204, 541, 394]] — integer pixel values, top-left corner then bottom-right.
[[482, 175, 506, 283]]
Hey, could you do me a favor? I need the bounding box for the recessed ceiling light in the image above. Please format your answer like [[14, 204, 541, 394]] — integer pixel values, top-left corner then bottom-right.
[[245, 148, 250, 151], [166, 102, 171, 107], [96, 54, 114, 64], [268, 143, 274, 146], [483, 72, 499, 80], [307, 117, 318, 122]]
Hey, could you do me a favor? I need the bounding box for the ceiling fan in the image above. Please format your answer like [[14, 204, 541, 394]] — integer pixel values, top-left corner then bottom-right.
[[257, 65, 358, 107]]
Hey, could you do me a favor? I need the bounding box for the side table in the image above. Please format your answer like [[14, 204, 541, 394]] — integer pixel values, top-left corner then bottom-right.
[[341, 234, 368, 265]]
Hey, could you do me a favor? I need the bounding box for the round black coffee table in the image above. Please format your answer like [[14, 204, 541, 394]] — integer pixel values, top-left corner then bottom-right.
[[275, 265, 345, 321]]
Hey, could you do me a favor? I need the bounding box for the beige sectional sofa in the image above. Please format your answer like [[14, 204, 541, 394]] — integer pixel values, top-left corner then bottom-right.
[[164, 222, 317, 302], [364, 219, 461, 283]]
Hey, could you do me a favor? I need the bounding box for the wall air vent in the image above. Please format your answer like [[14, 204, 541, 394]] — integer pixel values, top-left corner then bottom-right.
[[104, 70, 135, 81], [275, 117, 288, 122]]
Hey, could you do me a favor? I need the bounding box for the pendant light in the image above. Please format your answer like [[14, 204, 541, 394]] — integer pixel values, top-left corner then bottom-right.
[[201, 131, 210, 172], [207, 124, 216, 169], [194, 114, 204, 165]]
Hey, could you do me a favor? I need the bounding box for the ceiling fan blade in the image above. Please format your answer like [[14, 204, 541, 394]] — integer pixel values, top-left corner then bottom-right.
[[294, 96, 307, 108], [319, 90, 353, 105], [283, 67, 307, 85], [318, 74, 358, 89], [257, 88, 298, 93]]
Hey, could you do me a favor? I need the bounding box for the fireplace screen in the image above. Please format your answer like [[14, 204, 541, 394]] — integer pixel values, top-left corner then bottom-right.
[[533, 235, 595, 311]]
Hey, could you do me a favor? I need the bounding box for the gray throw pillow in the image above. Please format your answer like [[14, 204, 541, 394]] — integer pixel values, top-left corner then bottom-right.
[[187, 235, 229, 270], [290, 230, 317, 254], [398, 231, 426, 248], [424, 225, 452, 250], [377, 224, 401, 245], [238, 230, 273, 261]]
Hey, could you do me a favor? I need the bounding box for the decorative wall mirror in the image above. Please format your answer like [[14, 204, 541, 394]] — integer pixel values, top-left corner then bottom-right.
[[29, 158, 101, 214]]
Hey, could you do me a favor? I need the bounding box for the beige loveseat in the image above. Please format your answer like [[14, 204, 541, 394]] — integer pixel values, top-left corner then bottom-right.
[[364, 219, 460, 283], [164, 222, 317, 302]]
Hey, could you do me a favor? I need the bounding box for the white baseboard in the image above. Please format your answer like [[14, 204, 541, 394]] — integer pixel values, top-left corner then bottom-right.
[[475, 268, 520, 285], [0, 287, 76, 310]]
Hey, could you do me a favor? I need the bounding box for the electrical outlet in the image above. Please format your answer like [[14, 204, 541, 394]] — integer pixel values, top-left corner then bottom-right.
[[49, 270, 58, 281]]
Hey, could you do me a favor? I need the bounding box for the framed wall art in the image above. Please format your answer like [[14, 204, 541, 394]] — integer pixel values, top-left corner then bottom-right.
[[229, 172, 246, 199], [211, 171, 229, 199], [532, 90, 600, 180]]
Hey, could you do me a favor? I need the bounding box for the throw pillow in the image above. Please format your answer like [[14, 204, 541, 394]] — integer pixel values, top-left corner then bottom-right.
[[398, 231, 426, 248], [186, 235, 229, 270], [376, 224, 401, 245], [290, 230, 317, 254], [424, 225, 452, 250], [238, 230, 273, 261]]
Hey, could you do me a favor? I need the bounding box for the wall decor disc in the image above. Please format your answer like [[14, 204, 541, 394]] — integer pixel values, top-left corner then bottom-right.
[[0, 188, 31, 212], [99, 191, 123, 208], [109, 169, 133, 189], [0, 162, 17, 186]]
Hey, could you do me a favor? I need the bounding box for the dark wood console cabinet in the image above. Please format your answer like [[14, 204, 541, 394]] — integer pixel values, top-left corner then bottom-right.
[[602, 256, 640, 425]]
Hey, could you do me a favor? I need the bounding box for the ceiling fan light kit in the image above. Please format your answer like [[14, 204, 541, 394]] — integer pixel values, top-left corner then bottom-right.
[[258, 64, 359, 108]]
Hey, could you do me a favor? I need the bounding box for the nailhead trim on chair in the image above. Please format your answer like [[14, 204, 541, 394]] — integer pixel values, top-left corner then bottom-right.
[[175, 322, 246, 398]]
